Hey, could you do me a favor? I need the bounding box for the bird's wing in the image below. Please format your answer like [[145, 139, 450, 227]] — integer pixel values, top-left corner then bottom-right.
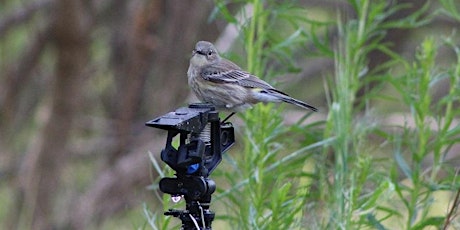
[[200, 60, 275, 90]]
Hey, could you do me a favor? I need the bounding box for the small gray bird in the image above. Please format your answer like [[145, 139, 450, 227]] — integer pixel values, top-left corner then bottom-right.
[[187, 41, 318, 115]]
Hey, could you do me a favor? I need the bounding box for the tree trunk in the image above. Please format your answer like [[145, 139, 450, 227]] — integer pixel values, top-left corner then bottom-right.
[[14, 0, 92, 229]]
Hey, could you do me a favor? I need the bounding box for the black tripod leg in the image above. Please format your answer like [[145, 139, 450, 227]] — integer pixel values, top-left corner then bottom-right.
[[221, 112, 235, 124]]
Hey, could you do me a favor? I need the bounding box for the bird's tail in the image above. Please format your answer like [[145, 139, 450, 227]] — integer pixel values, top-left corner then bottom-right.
[[266, 88, 318, 112], [280, 96, 318, 112]]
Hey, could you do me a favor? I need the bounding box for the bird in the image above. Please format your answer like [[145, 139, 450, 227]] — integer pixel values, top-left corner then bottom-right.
[[187, 41, 317, 121]]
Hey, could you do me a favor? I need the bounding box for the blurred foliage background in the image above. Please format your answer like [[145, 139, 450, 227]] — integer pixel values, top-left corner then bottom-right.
[[1, 0, 459, 229]]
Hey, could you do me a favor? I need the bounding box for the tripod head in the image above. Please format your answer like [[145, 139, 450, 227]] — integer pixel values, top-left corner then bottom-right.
[[146, 103, 235, 229]]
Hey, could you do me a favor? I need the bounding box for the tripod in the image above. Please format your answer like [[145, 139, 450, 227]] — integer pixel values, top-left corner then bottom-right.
[[146, 103, 235, 229]]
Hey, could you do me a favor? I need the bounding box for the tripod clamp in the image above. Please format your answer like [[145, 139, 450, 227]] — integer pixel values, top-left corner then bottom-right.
[[146, 103, 235, 229]]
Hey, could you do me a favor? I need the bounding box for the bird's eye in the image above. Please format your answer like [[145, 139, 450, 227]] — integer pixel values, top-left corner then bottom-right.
[[207, 50, 213, 56]]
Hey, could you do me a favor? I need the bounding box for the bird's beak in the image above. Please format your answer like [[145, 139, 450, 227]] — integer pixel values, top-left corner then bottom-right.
[[194, 49, 206, 56]]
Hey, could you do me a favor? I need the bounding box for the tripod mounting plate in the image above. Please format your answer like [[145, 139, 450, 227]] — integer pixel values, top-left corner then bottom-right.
[[145, 103, 217, 133]]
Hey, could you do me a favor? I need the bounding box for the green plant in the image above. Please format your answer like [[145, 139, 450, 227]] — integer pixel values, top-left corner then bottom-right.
[[212, 0, 328, 229]]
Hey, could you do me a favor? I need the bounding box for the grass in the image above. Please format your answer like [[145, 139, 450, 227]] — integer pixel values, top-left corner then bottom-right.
[[146, 0, 460, 229]]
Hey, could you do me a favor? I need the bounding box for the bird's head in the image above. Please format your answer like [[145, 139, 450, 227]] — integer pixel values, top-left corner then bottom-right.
[[191, 41, 220, 66]]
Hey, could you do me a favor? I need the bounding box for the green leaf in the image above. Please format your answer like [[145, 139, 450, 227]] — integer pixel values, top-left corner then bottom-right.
[[366, 213, 387, 230], [393, 139, 413, 181], [411, 217, 445, 230]]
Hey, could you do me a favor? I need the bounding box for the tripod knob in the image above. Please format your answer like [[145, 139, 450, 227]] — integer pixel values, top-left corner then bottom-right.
[[159, 176, 215, 200]]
